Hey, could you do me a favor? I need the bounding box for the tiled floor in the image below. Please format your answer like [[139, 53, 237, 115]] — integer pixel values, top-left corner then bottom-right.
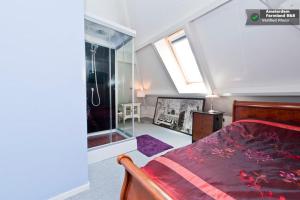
[[68, 118, 191, 200]]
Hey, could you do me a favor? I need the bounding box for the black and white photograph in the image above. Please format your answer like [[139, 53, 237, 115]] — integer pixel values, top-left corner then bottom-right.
[[153, 97, 205, 134]]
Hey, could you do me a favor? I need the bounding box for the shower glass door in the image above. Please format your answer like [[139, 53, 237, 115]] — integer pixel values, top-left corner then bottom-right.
[[85, 18, 134, 149], [85, 43, 115, 134], [116, 38, 134, 137]]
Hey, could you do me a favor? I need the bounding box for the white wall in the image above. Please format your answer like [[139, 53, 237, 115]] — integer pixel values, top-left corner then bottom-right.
[[86, 0, 129, 27], [0, 0, 88, 199]]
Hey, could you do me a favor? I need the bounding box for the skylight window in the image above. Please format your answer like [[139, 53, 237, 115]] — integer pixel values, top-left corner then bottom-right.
[[154, 30, 207, 94]]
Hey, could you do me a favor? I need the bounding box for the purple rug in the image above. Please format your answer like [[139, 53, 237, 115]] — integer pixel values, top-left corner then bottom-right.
[[136, 134, 173, 157]]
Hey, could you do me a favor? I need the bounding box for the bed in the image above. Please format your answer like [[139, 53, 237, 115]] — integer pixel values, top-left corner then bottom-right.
[[118, 101, 300, 200]]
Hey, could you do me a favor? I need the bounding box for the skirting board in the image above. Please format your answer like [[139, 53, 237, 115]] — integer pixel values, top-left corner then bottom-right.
[[49, 182, 90, 200], [88, 138, 137, 164]]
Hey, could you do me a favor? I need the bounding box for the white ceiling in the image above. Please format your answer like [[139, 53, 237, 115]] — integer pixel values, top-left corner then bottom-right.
[[125, 0, 217, 48], [261, 0, 299, 8]]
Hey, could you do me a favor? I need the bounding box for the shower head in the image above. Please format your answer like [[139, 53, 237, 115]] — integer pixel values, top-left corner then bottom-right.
[[90, 44, 98, 53]]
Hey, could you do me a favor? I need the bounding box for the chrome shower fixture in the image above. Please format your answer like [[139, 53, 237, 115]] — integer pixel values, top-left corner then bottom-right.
[[90, 44, 101, 107]]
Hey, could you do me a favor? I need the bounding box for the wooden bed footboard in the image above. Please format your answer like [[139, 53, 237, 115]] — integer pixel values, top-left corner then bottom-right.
[[117, 155, 172, 200]]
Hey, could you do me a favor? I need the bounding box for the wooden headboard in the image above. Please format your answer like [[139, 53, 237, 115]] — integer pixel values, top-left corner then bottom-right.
[[233, 101, 300, 126]]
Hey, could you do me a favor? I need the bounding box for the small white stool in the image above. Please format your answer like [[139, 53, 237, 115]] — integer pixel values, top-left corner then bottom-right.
[[121, 103, 141, 124]]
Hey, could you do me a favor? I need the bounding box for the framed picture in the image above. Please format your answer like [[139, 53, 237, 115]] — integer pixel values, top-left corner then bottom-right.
[[153, 97, 205, 135]]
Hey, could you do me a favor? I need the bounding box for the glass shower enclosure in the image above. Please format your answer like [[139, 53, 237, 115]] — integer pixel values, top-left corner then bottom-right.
[[84, 16, 135, 149]]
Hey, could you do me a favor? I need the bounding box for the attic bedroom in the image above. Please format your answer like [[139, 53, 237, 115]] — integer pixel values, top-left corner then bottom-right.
[[1, 0, 300, 200]]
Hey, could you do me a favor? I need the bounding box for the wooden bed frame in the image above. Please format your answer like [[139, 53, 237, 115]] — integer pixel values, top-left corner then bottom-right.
[[118, 100, 300, 200]]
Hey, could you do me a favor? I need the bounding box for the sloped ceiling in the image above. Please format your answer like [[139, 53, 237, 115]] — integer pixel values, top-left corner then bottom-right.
[[135, 45, 178, 95], [130, 0, 300, 95], [192, 0, 300, 95], [262, 0, 291, 8], [125, 0, 218, 48]]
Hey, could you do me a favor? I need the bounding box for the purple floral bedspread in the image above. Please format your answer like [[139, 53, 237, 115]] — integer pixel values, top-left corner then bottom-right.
[[142, 120, 300, 200]]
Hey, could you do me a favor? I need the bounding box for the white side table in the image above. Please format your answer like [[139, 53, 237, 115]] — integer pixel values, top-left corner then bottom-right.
[[121, 103, 141, 124]]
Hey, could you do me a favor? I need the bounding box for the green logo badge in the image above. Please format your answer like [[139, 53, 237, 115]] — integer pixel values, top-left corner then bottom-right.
[[251, 13, 260, 22]]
